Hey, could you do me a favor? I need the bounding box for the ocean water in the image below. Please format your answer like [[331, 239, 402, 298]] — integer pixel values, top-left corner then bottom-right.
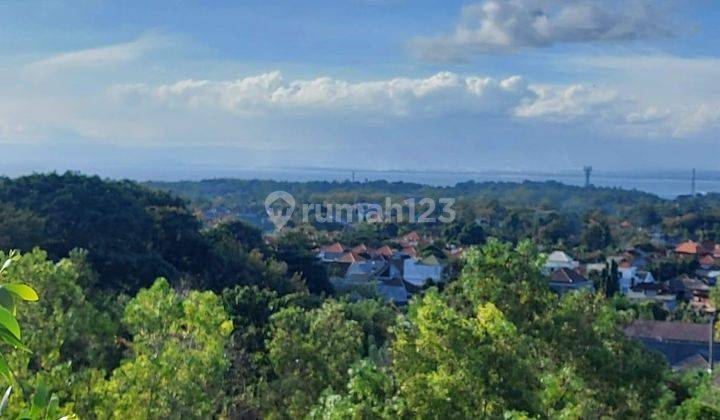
[[147, 167, 717, 199], [6, 161, 715, 199]]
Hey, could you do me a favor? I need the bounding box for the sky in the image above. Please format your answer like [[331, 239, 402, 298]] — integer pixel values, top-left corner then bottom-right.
[[2, 0, 720, 178]]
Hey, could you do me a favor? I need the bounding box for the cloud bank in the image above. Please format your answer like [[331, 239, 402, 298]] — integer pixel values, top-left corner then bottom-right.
[[112, 71, 534, 117], [413, 0, 672, 61]]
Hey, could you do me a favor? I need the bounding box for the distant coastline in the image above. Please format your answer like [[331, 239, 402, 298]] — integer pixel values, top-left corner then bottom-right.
[[141, 166, 719, 199]]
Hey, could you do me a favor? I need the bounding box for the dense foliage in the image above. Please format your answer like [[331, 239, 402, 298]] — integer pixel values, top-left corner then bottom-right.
[[0, 173, 717, 418]]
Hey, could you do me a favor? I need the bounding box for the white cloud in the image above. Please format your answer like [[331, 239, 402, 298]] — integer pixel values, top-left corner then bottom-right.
[[515, 84, 620, 119], [106, 68, 720, 142], [674, 105, 720, 137], [413, 0, 672, 61], [560, 54, 720, 137], [24, 34, 170, 75], [111, 71, 534, 117]]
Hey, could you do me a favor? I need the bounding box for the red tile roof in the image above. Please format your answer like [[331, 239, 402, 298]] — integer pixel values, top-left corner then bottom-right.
[[375, 245, 395, 257], [351, 244, 368, 254], [675, 240, 700, 254], [321, 242, 345, 253], [402, 246, 418, 257], [699, 255, 716, 266], [338, 252, 365, 264]]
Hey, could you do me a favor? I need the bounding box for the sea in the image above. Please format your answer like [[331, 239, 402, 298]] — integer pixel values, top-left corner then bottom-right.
[[141, 167, 719, 199]]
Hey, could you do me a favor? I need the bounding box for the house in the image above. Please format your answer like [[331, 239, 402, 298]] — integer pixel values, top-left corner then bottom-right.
[[331, 258, 391, 294], [699, 254, 718, 269], [627, 283, 677, 311], [443, 246, 465, 260], [617, 261, 656, 294], [542, 251, 579, 274], [344, 259, 387, 283], [376, 258, 403, 282], [695, 269, 720, 286], [675, 240, 717, 256], [669, 275, 711, 301], [373, 245, 395, 259], [584, 262, 607, 276], [547, 267, 594, 294], [625, 320, 719, 369], [675, 240, 702, 255], [400, 246, 418, 258], [399, 231, 421, 247], [318, 242, 346, 262], [376, 277, 410, 305], [337, 251, 365, 264], [403, 255, 443, 288], [351, 244, 369, 255]]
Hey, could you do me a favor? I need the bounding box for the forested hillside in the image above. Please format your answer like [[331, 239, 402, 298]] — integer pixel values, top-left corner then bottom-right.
[[0, 173, 717, 418], [147, 178, 664, 216]]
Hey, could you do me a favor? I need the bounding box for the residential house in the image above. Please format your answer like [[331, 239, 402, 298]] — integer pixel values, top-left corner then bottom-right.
[[318, 242, 346, 262], [400, 246, 418, 258], [399, 231, 421, 247], [675, 240, 717, 256], [542, 250, 579, 274], [699, 254, 718, 269], [670, 275, 711, 301], [627, 283, 677, 311], [695, 268, 720, 286], [547, 267, 594, 294], [617, 260, 656, 294], [625, 320, 719, 370], [351, 244, 369, 255], [669, 275, 716, 314], [373, 245, 395, 259], [343, 260, 382, 283], [403, 255, 443, 288], [675, 240, 702, 255], [376, 277, 410, 305]]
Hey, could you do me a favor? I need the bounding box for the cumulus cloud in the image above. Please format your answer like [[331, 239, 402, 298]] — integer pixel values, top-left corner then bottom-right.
[[515, 84, 621, 120], [111, 71, 535, 117], [412, 0, 672, 61], [114, 70, 703, 139]]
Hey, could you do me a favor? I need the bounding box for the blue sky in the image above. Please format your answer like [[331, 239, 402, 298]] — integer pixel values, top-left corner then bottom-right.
[[2, 0, 720, 177]]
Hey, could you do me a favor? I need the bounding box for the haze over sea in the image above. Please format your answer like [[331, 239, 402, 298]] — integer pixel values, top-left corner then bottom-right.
[[3, 159, 716, 199], [23, 165, 709, 199], [180, 168, 719, 199]]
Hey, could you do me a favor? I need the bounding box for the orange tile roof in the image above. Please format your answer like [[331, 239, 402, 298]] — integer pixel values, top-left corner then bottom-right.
[[321, 242, 345, 253], [675, 240, 700, 254], [375, 245, 395, 257], [351, 244, 368, 254], [402, 246, 417, 257], [338, 252, 365, 263], [699, 255, 716, 266]]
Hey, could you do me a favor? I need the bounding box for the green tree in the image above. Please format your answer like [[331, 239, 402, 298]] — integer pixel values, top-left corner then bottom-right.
[[274, 231, 332, 295], [97, 278, 233, 419], [457, 222, 485, 245], [0, 249, 109, 418], [391, 291, 539, 418], [450, 239, 553, 328], [581, 212, 612, 250], [261, 301, 364, 418], [310, 359, 396, 420]]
